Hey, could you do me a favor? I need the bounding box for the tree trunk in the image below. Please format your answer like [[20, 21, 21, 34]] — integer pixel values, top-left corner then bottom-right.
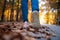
[[10, 0, 14, 21], [16, 0, 19, 21], [1, 0, 6, 22]]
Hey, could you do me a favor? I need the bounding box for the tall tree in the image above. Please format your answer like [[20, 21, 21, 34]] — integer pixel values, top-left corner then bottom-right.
[[16, 0, 19, 21], [10, 0, 14, 21], [16, 0, 22, 21], [1, 0, 6, 21]]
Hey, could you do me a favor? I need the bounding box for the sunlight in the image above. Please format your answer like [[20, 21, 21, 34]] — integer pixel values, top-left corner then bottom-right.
[[38, 0, 57, 24], [39, 0, 48, 24], [39, 11, 48, 24]]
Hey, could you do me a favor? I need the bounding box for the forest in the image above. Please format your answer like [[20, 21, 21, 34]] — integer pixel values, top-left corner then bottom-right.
[[0, 0, 60, 25], [0, 0, 22, 22]]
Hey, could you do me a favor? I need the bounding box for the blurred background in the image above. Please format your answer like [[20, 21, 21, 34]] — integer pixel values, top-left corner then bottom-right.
[[0, 0, 59, 25]]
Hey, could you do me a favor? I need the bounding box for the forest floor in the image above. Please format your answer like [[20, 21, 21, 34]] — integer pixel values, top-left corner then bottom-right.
[[0, 22, 60, 40]]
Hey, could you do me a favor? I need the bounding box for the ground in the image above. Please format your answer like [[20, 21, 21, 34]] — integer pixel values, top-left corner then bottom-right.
[[40, 24, 60, 40], [0, 22, 60, 40]]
